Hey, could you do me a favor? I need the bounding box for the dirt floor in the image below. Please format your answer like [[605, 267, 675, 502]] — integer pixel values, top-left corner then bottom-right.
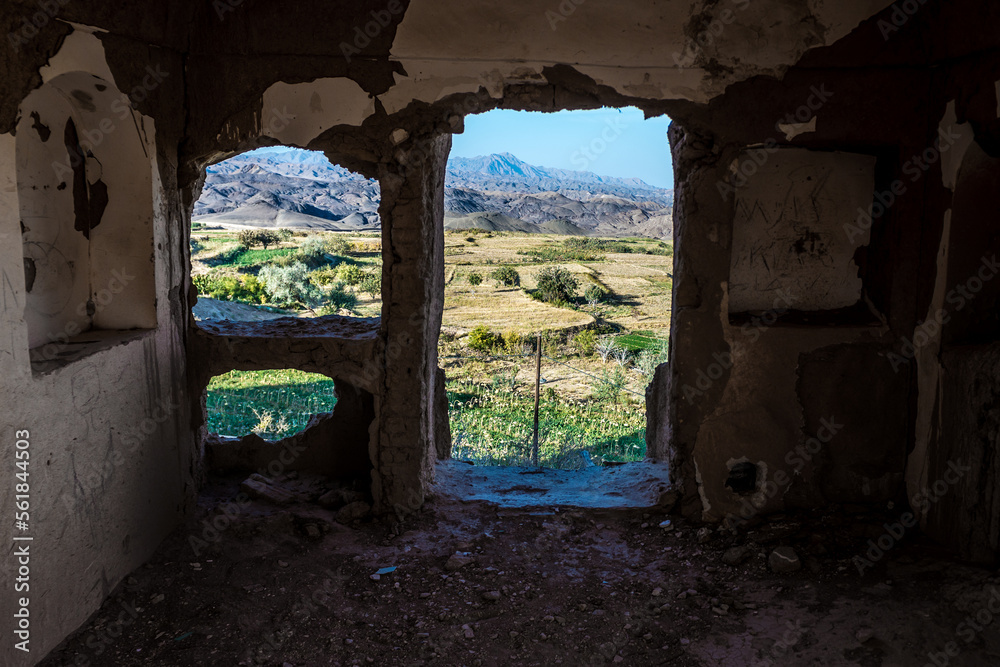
[[39, 467, 1000, 667]]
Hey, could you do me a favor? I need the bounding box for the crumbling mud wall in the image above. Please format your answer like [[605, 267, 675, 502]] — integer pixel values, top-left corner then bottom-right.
[[0, 24, 195, 666], [3, 0, 1000, 663]]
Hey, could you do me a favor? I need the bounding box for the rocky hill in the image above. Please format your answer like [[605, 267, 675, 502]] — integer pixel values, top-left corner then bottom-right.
[[194, 148, 673, 238]]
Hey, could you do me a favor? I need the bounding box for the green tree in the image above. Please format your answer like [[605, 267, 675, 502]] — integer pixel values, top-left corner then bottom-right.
[[468, 272, 483, 286], [360, 272, 382, 300], [238, 229, 282, 250], [336, 264, 365, 285], [489, 266, 521, 287], [535, 266, 578, 304]]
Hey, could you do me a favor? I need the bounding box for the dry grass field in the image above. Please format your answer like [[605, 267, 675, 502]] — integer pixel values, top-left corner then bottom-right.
[[190, 227, 674, 467]]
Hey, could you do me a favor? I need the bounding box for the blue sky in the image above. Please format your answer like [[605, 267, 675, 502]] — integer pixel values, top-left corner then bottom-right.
[[451, 107, 674, 189]]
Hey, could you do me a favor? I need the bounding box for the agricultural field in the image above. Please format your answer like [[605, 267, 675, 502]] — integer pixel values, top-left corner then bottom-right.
[[192, 227, 673, 468]]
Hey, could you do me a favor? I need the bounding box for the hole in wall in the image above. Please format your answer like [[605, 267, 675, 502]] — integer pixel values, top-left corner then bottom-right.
[[205, 369, 338, 440], [191, 146, 382, 324], [725, 461, 759, 495], [438, 107, 674, 489]]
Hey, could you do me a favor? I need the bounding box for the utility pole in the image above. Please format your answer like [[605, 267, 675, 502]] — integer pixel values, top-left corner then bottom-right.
[[532, 332, 541, 467]]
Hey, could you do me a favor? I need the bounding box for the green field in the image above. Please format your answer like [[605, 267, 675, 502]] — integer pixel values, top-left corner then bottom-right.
[[206, 370, 338, 440]]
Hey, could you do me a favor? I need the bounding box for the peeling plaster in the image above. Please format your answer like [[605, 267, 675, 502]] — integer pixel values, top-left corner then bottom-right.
[[39, 27, 117, 87], [778, 117, 817, 141], [939, 101, 975, 191], [261, 79, 376, 147]]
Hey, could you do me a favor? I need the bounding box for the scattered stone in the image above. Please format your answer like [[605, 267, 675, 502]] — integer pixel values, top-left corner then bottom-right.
[[446, 552, 475, 572], [722, 546, 751, 566], [680, 638, 690, 646], [697, 527, 713, 544], [337, 501, 371, 523], [278, 560, 288, 568], [659, 520, 674, 532], [241, 474, 296, 505], [769, 547, 802, 573], [304, 524, 321, 538], [482, 590, 501, 601], [462, 624, 475, 639], [856, 628, 874, 643], [652, 587, 663, 597]]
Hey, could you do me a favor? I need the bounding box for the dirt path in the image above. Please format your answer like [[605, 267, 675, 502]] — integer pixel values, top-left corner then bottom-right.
[[39, 473, 1000, 666]]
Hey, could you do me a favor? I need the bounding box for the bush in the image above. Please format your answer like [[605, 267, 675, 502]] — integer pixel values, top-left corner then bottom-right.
[[468, 272, 483, 286], [489, 266, 521, 287], [535, 266, 578, 303], [238, 229, 282, 250], [468, 325, 502, 354], [259, 262, 323, 309], [309, 267, 339, 287], [193, 273, 267, 304], [359, 272, 382, 300], [336, 264, 365, 285], [584, 284, 607, 304], [296, 237, 332, 267], [325, 236, 353, 256], [323, 282, 358, 313], [502, 330, 524, 354], [592, 366, 628, 404], [574, 330, 597, 357]]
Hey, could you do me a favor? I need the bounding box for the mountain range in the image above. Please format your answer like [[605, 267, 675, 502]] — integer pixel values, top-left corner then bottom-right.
[[194, 148, 673, 238]]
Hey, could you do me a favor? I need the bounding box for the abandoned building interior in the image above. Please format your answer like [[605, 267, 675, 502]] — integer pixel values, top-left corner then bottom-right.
[[3, 0, 1000, 664]]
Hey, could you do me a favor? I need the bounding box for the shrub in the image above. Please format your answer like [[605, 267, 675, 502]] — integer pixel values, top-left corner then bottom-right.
[[468, 272, 483, 286], [592, 367, 628, 404], [574, 330, 597, 357], [359, 272, 382, 300], [238, 229, 282, 250], [336, 264, 365, 285], [535, 266, 578, 303], [193, 273, 267, 304], [259, 262, 323, 309], [296, 237, 332, 267], [489, 266, 521, 287], [323, 282, 358, 313], [584, 284, 607, 304], [468, 325, 501, 354], [502, 330, 524, 354], [325, 236, 353, 256], [309, 267, 339, 287], [636, 342, 669, 377]]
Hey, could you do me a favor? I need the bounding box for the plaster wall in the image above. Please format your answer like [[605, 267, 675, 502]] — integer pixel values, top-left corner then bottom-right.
[[0, 29, 195, 665]]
